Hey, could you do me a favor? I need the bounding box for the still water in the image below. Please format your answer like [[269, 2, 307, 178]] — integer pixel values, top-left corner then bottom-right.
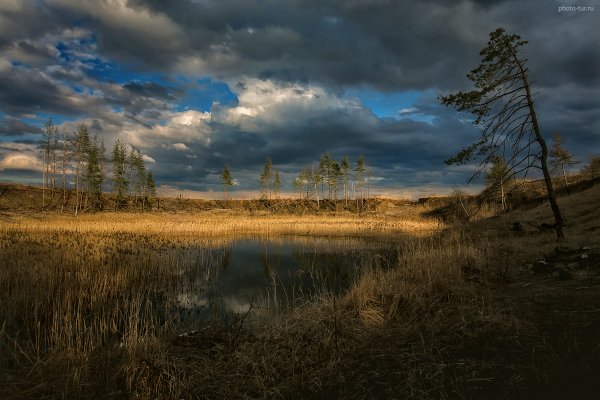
[[160, 236, 398, 326]]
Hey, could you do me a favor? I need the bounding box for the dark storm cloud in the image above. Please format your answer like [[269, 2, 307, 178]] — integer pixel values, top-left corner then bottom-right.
[[0, 1, 60, 48], [0, 0, 598, 195], [0, 65, 97, 116], [7, 39, 60, 66], [535, 84, 600, 155], [120, 0, 598, 92], [0, 117, 42, 137], [3, 0, 598, 92], [123, 81, 181, 101], [42, 0, 189, 70], [144, 93, 480, 191], [91, 80, 185, 117]]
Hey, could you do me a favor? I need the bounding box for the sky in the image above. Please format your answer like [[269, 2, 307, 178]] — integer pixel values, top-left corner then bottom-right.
[[0, 0, 598, 199]]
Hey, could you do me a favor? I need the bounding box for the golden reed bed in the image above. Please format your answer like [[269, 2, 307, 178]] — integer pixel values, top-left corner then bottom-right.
[[0, 209, 443, 238]]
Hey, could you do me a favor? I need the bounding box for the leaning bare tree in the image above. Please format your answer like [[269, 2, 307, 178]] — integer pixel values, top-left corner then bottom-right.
[[441, 28, 564, 240]]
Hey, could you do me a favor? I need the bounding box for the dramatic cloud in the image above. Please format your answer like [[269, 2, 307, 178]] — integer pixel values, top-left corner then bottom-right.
[[125, 110, 212, 149], [0, 142, 42, 172], [0, 117, 42, 137], [0, 153, 42, 172], [0, 0, 597, 197]]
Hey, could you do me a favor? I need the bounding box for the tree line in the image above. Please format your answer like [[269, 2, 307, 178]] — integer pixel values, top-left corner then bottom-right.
[[221, 153, 373, 205], [39, 119, 156, 214], [41, 118, 376, 211], [291, 153, 371, 205]]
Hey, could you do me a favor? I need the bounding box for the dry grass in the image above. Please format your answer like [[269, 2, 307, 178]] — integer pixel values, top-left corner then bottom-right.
[[1, 184, 599, 398], [0, 207, 441, 238]]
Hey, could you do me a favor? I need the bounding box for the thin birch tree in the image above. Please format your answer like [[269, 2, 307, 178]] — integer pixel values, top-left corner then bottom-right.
[[549, 133, 579, 188]]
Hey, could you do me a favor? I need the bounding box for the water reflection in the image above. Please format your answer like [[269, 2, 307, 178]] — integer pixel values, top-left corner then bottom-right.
[[162, 236, 397, 327]]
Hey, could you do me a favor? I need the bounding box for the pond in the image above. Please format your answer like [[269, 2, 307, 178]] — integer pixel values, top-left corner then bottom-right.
[[160, 236, 399, 327], [0, 232, 403, 354]]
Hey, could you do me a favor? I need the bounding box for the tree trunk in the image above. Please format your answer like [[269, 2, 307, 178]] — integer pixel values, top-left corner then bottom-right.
[[562, 162, 569, 188], [500, 177, 505, 211], [51, 145, 56, 195], [74, 166, 79, 216], [516, 56, 564, 240], [62, 158, 66, 209], [42, 153, 46, 209]]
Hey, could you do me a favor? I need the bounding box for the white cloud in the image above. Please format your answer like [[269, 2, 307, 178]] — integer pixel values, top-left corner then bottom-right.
[[224, 78, 364, 131], [123, 110, 212, 149], [172, 143, 191, 151], [0, 152, 43, 172], [142, 154, 156, 164], [0, 142, 44, 173], [399, 107, 418, 114]]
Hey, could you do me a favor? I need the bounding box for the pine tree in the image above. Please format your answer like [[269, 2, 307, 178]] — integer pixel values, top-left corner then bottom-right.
[[328, 159, 340, 200], [111, 139, 128, 210], [355, 155, 366, 201], [582, 155, 600, 180], [292, 177, 303, 199], [128, 146, 136, 201], [273, 170, 281, 199], [485, 156, 513, 211], [259, 157, 273, 200], [309, 163, 321, 207], [145, 171, 157, 209], [70, 123, 91, 215], [340, 155, 350, 203], [84, 135, 104, 211], [128, 147, 146, 209], [135, 150, 146, 210], [296, 167, 312, 200], [318, 152, 331, 199], [60, 130, 68, 210], [300, 167, 311, 199], [549, 133, 579, 188], [39, 118, 56, 206], [222, 164, 234, 199], [98, 137, 106, 192], [441, 28, 565, 240], [51, 124, 58, 193]]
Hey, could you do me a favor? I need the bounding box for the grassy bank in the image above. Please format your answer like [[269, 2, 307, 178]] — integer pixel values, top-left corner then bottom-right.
[[0, 182, 414, 215], [0, 208, 440, 239], [1, 184, 599, 398]]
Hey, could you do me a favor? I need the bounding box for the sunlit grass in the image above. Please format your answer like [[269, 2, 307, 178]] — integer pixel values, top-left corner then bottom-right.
[[1, 184, 598, 398], [1, 208, 442, 238], [0, 210, 441, 398]]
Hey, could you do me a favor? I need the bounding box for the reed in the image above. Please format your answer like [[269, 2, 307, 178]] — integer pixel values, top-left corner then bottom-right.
[[1, 207, 441, 238], [1, 184, 598, 398]]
